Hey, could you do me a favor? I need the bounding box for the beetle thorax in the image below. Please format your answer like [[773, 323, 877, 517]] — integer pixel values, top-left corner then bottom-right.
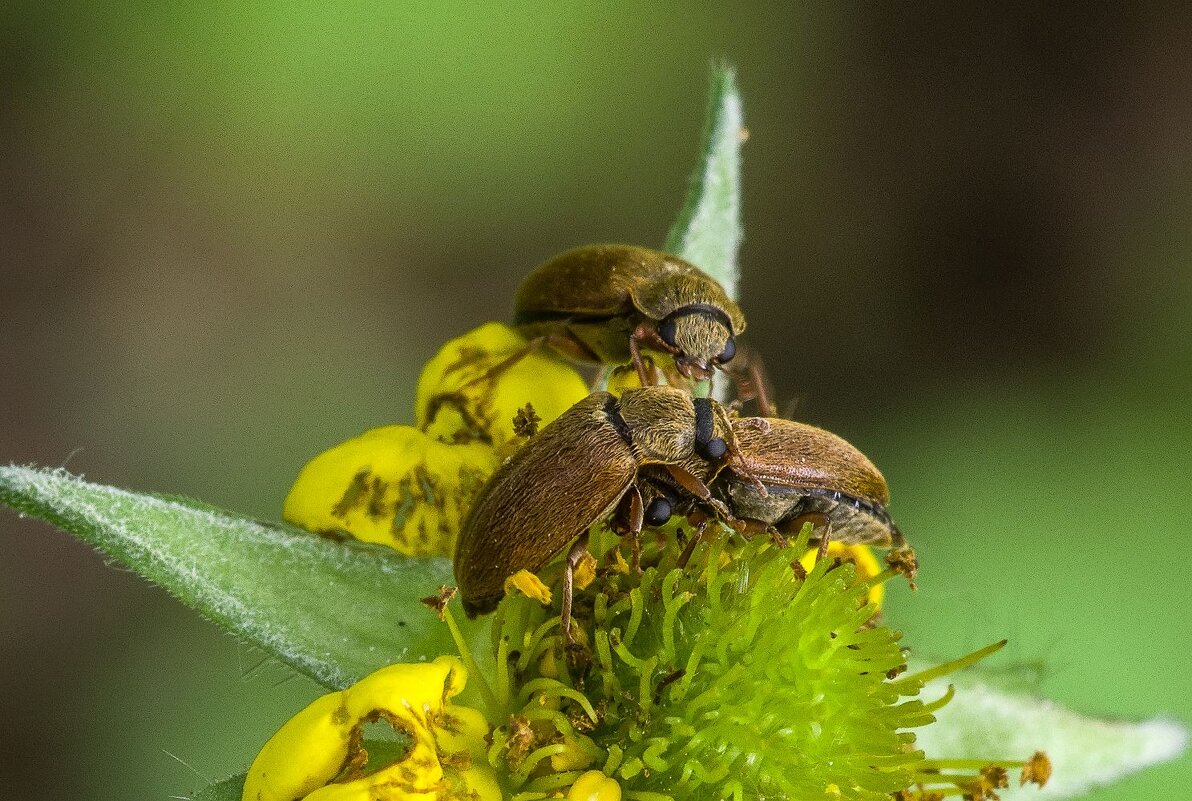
[[617, 387, 698, 462]]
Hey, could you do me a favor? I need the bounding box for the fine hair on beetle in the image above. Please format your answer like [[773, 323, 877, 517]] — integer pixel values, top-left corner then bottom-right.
[[452, 385, 736, 642], [512, 244, 773, 412]]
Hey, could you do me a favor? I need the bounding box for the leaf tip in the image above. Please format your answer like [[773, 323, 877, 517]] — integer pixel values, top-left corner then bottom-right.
[[1135, 717, 1189, 764]]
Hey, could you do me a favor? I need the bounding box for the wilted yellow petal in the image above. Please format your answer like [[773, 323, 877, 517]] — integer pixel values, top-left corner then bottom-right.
[[416, 322, 588, 450], [799, 542, 885, 610], [283, 425, 498, 557], [505, 569, 553, 606], [573, 551, 598, 590], [242, 656, 499, 801]]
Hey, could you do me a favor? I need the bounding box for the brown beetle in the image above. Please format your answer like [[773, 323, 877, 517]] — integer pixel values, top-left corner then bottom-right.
[[514, 244, 770, 409], [453, 385, 734, 636], [636, 417, 902, 549], [719, 417, 902, 546]]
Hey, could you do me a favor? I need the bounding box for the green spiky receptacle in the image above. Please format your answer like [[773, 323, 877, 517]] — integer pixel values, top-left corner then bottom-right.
[[475, 528, 966, 801], [599, 541, 918, 801]]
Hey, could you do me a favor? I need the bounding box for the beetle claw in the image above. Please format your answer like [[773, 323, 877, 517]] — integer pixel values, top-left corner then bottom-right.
[[564, 640, 591, 668], [706, 496, 732, 519]]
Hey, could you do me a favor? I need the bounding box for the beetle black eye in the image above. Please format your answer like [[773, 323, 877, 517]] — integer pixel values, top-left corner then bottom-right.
[[698, 436, 727, 461], [644, 497, 673, 527], [658, 315, 678, 348], [715, 337, 736, 364]]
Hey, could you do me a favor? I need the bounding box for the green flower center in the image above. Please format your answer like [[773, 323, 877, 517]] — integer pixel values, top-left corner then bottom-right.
[[441, 524, 1046, 801], [464, 528, 912, 799]]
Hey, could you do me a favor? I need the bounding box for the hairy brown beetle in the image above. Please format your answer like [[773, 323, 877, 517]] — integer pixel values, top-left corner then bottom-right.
[[636, 417, 902, 549], [514, 244, 770, 410], [453, 385, 734, 636]]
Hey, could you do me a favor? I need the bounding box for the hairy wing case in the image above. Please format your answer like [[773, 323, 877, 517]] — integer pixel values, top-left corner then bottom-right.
[[515, 244, 682, 322], [455, 393, 636, 609], [729, 418, 889, 506]]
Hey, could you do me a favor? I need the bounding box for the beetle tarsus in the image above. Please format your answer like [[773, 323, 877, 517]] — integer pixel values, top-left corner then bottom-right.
[[768, 526, 788, 548], [723, 342, 777, 417], [676, 519, 709, 569], [816, 524, 833, 561]]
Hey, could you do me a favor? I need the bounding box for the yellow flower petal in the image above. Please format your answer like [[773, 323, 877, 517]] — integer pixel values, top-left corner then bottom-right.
[[799, 542, 885, 610], [283, 425, 498, 557], [416, 322, 588, 450], [242, 656, 499, 801], [603, 364, 646, 396]]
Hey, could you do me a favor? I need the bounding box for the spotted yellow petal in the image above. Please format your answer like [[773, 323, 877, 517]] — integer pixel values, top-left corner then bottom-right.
[[416, 321, 588, 450], [283, 425, 497, 557]]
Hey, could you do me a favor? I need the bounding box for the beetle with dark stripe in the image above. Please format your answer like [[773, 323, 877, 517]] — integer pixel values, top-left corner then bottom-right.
[[453, 385, 734, 637]]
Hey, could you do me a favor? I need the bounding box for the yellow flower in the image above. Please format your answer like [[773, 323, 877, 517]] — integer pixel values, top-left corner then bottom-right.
[[284, 322, 588, 556], [799, 541, 885, 610], [242, 656, 499, 801]]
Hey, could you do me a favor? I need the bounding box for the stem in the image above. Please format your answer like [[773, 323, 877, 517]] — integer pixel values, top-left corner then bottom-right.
[[443, 603, 501, 718]]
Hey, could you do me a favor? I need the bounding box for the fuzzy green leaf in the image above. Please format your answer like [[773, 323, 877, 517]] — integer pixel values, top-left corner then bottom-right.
[[190, 774, 244, 801], [665, 61, 744, 299], [0, 465, 477, 690], [914, 671, 1189, 799]]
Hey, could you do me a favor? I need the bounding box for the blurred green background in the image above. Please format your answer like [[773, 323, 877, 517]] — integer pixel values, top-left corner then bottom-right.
[[2, 4, 1189, 800]]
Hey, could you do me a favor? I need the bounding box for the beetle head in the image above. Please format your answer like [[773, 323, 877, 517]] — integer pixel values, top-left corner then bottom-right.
[[657, 305, 736, 380]]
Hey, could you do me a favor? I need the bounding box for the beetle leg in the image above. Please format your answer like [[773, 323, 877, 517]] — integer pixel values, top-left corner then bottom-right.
[[676, 518, 709, 569], [560, 530, 591, 648], [712, 405, 770, 498], [610, 486, 646, 573], [722, 343, 777, 417], [784, 512, 832, 545], [729, 516, 772, 541], [663, 464, 733, 520], [627, 329, 653, 386], [768, 525, 788, 548], [817, 524, 833, 560], [628, 323, 669, 386]]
